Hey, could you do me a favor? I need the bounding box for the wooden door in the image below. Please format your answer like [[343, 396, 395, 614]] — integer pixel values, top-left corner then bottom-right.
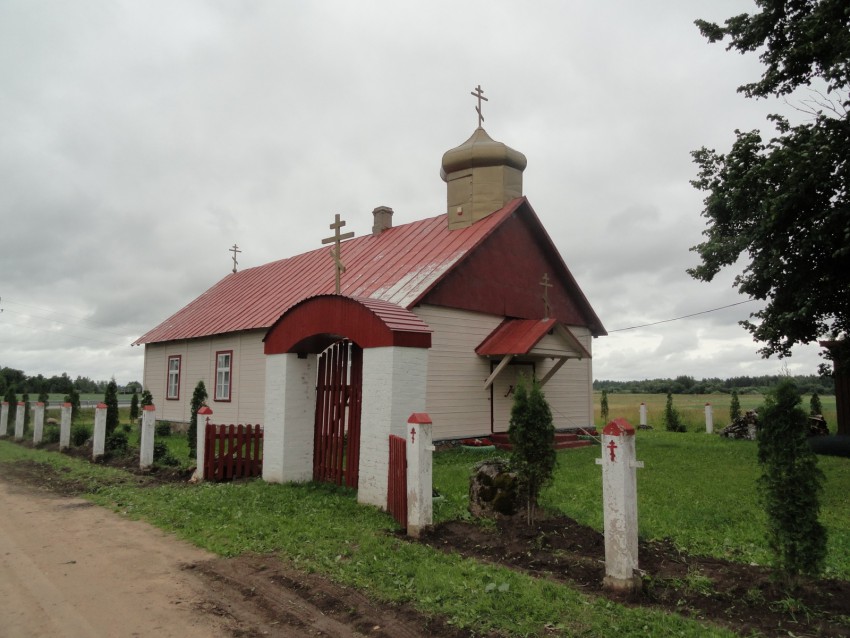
[[490, 361, 535, 433]]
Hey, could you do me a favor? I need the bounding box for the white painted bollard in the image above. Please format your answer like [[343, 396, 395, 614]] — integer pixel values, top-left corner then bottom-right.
[[139, 404, 156, 469], [93, 402, 107, 459], [596, 418, 644, 592], [705, 403, 714, 434], [14, 402, 25, 440], [59, 402, 72, 450], [0, 401, 8, 437], [406, 413, 434, 538], [32, 402, 45, 445], [193, 406, 213, 482], [639, 402, 647, 428]]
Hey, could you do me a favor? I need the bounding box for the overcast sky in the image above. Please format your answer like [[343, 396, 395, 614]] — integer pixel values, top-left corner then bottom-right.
[[0, 0, 827, 385]]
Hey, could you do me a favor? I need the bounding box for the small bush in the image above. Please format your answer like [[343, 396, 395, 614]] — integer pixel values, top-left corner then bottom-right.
[[664, 392, 686, 432], [155, 421, 172, 437], [42, 425, 60, 444], [122, 423, 132, 434], [71, 423, 91, 447], [153, 440, 179, 466], [106, 430, 129, 455]]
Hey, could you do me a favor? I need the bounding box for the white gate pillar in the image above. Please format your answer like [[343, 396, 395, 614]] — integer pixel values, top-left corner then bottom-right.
[[14, 402, 25, 440], [262, 353, 317, 484], [406, 413, 434, 538], [0, 402, 8, 437], [359, 347, 427, 509], [705, 402, 714, 434], [93, 403, 107, 459], [33, 402, 45, 445], [59, 403, 72, 450], [639, 402, 647, 428], [596, 418, 644, 593], [139, 404, 156, 469]]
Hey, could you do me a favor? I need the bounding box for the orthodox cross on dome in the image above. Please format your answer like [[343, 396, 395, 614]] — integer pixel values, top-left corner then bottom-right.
[[540, 273, 553, 319], [229, 244, 242, 274], [471, 84, 488, 128], [321, 214, 355, 294]]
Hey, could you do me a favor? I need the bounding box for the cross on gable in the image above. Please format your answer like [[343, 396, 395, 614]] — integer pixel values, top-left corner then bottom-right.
[[470, 84, 488, 128], [230, 244, 242, 274], [321, 214, 355, 294], [540, 273, 553, 319]]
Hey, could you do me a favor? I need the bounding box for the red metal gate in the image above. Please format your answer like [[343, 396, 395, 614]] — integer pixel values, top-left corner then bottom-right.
[[313, 340, 363, 487], [387, 434, 407, 528], [204, 422, 264, 481]]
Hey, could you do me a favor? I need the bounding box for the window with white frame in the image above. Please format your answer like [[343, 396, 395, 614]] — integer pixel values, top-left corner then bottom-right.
[[166, 355, 181, 400], [215, 350, 232, 401]]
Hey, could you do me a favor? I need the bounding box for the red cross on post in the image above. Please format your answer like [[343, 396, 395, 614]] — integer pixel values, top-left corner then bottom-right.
[[410, 427, 416, 444], [607, 439, 618, 462]]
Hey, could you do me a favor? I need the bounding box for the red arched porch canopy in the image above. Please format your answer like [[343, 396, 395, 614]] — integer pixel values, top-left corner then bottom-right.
[[264, 295, 432, 355]]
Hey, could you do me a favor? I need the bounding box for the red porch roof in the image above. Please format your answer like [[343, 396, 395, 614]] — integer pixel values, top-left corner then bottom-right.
[[476, 318, 592, 359]]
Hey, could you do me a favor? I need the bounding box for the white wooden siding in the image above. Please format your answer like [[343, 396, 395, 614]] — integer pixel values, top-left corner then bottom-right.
[[142, 330, 266, 426], [412, 305, 594, 439]]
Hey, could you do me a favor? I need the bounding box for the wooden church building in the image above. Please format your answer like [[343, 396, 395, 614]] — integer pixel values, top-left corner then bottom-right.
[[135, 113, 605, 505]]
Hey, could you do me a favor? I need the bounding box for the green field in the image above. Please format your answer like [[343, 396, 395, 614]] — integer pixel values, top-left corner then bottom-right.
[[592, 391, 838, 433]]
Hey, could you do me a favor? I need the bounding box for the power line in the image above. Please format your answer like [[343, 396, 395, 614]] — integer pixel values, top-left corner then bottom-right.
[[608, 299, 756, 333]]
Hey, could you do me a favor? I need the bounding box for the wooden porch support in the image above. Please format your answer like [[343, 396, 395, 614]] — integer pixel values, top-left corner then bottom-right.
[[538, 357, 568, 387], [483, 355, 514, 390]]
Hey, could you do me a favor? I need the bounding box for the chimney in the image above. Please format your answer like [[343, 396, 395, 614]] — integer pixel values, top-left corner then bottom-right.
[[372, 206, 394, 235]]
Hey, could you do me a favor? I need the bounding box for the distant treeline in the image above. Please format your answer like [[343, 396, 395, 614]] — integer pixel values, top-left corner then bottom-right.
[[0, 366, 141, 397], [593, 374, 833, 396]]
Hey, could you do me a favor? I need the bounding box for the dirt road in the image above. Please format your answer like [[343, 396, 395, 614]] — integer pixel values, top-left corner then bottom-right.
[[0, 472, 471, 638], [0, 479, 237, 637]]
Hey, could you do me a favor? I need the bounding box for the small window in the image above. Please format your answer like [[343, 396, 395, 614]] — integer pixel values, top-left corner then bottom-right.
[[215, 350, 233, 402], [166, 355, 181, 400]]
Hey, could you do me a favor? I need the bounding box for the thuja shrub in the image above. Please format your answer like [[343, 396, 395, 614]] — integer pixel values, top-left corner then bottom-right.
[[153, 441, 179, 466], [600, 389, 609, 425], [758, 379, 827, 584], [156, 421, 172, 437], [71, 423, 91, 447], [188, 380, 208, 457], [106, 430, 129, 456], [730, 390, 742, 422], [664, 392, 686, 432], [509, 375, 557, 524]]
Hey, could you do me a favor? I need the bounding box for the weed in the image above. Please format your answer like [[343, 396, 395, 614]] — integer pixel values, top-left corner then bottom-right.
[[769, 595, 811, 623]]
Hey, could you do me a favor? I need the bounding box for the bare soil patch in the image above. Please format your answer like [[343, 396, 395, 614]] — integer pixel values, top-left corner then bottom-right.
[[421, 515, 850, 638]]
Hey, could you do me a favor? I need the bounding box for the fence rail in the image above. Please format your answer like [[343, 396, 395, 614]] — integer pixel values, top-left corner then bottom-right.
[[204, 422, 263, 481]]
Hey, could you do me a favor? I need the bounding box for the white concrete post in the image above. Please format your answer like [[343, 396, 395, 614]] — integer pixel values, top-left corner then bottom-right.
[[32, 402, 45, 445], [14, 402, 25, 440], [596, 418, 644, 592], [93, 403, 107, 459], [139, 404, 156, 469], [0, 402, 8, 437], [406, 413, 434, 538], [59, 403, 72, 450], [705, 402, 714, 434], [192, 406, 213, 482], [639, 402, 647, 428]]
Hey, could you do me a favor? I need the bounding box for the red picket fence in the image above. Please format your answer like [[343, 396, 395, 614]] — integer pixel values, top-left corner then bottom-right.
[[204, 422, 263, 481], [387, 434, 407, 529]]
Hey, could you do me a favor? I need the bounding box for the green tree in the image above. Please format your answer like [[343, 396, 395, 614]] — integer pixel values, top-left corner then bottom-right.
[[508, 376, 557, 525], [65, 387, 81, 421], [758, 379, 827, 584], [22, 393, 30, 432], [104, 378, 119, 437], [141, 390, 153, 408], [37, 391, 49, 411], [809, 391, 823, 416], [188, 380, 208, 458], [4, 388, 17, 423], [663, 392, 685, 432], [689, 1, 850, 433], [600, 389, 609, 425], [129, 391, 140, 421], [729, 390, 742, 422]]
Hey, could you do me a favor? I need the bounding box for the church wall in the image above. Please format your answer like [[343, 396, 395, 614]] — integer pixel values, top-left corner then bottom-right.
[[142, 330, 266, 426], [412, 305, 595, 439]]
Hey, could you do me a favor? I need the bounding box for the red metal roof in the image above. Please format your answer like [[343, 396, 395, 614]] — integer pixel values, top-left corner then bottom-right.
[[475, 318, 592, 358], [475, 318, 558, 356], [134, 200, 522, 345]]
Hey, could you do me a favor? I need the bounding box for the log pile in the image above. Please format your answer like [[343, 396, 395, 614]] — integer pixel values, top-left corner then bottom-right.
[[719, 410, 759, 440]]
